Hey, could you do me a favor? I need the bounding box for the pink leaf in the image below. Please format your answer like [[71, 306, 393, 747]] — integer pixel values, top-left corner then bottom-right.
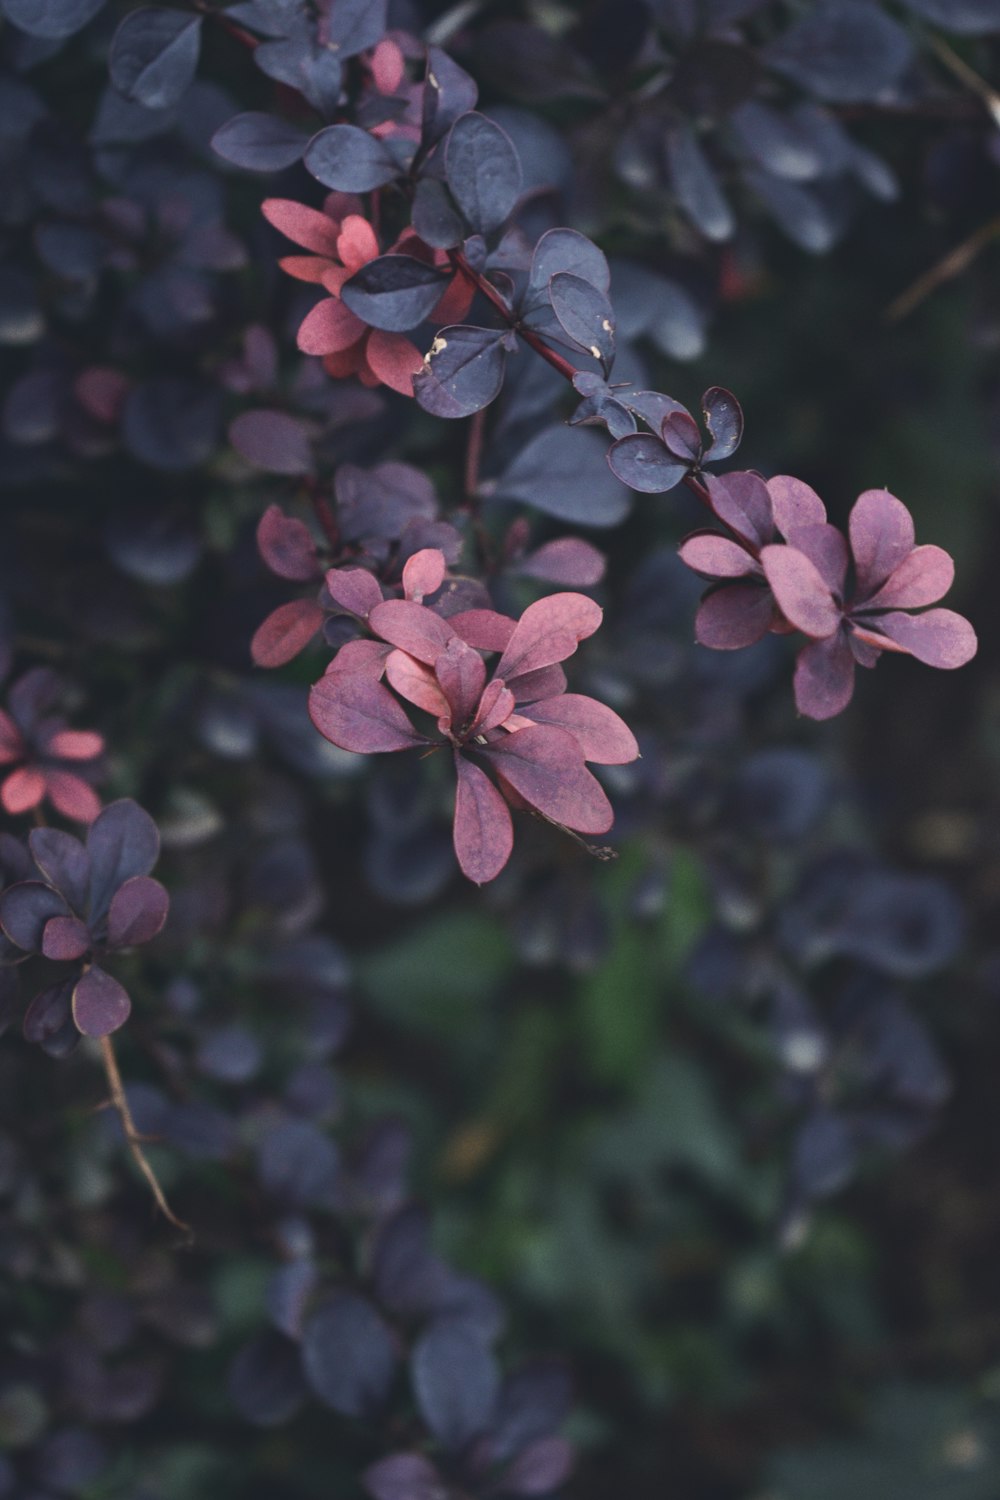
[[297, 298, 367, 356], [694, 583, 776, 649], [435, 638, 486, 730], [760, 545, 841, 638], [107, 875, 170, 948], [384, 649, 450, 718], [483, 724, 613, 835], [1, 766, 46, 814], [861, 544, 955, 610], [336, 215, 379, 271], [848, 489, 915, 597], [325, 640, 391, 679], [262, 198, 342, 257], [309, 674, 425, 753], [518, 694, 639, 765], [793, 632, 856, 720], [44, 772, 101, 824], [0, 708, 23, 763], [42, 915, 91, 961], [495, 594, 602, 681], [44, 729, 104, 761], [780, 522, 849, 596], [453, 754, 514, 884], [401, 548, 446, 603], [278, 254, 329, 284], [678, 532, 757, 579], [364, 330, 423, 396], [704, 471, 773, 548], [368, 600, 455, 665], [869, 608, 977, 669], [470, 679, 515, 734], [767, 474, 827, 536], [325, 567, 383, 619], [506, 664, 567, 703], [449, 609, 517, 652], [517, 538, 606, 587], [72, 965, 131, 1038], [257, 505, 321, 582], [251, 600, 325, 668]]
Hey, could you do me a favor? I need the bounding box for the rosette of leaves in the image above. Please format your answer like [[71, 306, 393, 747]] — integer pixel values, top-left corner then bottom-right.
[[0, 800, 168, 1044], [0, 668, 104, 822]]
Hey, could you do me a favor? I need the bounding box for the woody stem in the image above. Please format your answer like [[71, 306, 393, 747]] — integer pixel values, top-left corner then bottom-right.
[[99, 1034, 190, 1233]]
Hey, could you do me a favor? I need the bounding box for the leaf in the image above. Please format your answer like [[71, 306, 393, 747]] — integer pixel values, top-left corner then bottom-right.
[[364, 1453, 444, 1500], [695, 582, 776, 649], [384, 650, 450, 718], [527, 228, 609, 299], [761, 545, 841, 638], [848, 488, 916, 598], [325, 568, 383, 618], [704, 471, 773, 547], [701, 386, 743, 461], [549, 274, 614, 371], [453, 755, 514, 884], [497, 425, 631, 526], [863, 546, 955, 610], [341, 256, 450, 333], [415, 326, 508, 419], [793, 632, 856, 719], [501, 1437, 574, 1495], [42, 915, 91, 961], [309, 674, 425, 753], [421, 46, 479, 146], [607, 434, 689, 494], [230, 411, 313, 476], [897, 0, 1000, 33], [661, 410, 702, 463], [764, 0, 913, 104], [402, 549, 446, 603], [665, 124, 734, 242], [483, 725, 613, 834], [109, 9, 202, 111], [122, 378, 220, 472], [228, 1332, 308, 1428], [261, 198, 341, 257], [729, 101, 822, 181], [86, 800, 161, 922], [496, 594, 602, 681], [746, 170, 837, 254], [72, 966, 132, 1038], [0, 0, 105, 38], [517, 695, 638, 765], [258, 1119, 339, 1205], [870, 610, 978, 670], [679, 532, 757, 578], [445, 112, 522, 234], [211, 112, 309, 172], [517, 538, 605, 587], [251, 600, 325, 668], [411, 179, 465, 250], [369, 600, 455, 665], [324, 0, 387, 58], [257, 505, 320, 582], [107, 875, 169, 948], [302, 1294, 397, 1417], [1, 882, 70, 951], [304, 125, 399, 192], [435, 639, 486, 725], [411, 1320, 500, 1449], [767, 474, 827, 536], [28, 829, 90, 912]]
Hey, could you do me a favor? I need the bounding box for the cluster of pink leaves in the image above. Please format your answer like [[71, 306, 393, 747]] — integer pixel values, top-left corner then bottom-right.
[[0, 669, 104, 822], [261, 195, 473, 396], [306, 549, 638, 883], [679, 472, 977, 719]]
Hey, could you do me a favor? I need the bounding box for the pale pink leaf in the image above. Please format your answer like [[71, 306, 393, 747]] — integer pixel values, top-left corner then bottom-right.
[[384, 649, 451, 718], [518, 694, 639, 765], [297, 298, 367, 356], [402, 548, 447, 603], [324, 639, 391, 679], [44, 772, 101, 824], [761, 545, 841, 638], [767, 474, 827, 536], [495, 594, 602, 681], [0, 708, 23, 763], [251, 600, 325, 668], [848, 489, 915, 596], [363, 330, 424, 397], [793, 632, 856, 720], [262, 198, 342, 257], [1, 766, 46, 814], [861, 544, 954, 610], [517, 539, 606, 587], [368, 600, 455, 664], [780, 522, 849, 596], [453, 754, 514, 884], [678, 532, 757, 578], [869, 608, 977, 669], [470, 679, 515, 734], [336, 214, 379, 271], [44, 729, 104, 761]]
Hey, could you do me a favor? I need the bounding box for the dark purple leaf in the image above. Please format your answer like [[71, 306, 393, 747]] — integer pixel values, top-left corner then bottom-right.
[[484, 725, 613, 834], [897, 0, 1000, 32], [230, 411, 313, 476], [257, 505, 320, 581], [665, 124, 734, 242], [529, 228, 610, 293], [252, 600, 325, 668], [501, 1436, 575, 1495], [415, 325, 508, 419], [0, 0, 105, 38], [304, 124, 399, 191], [364, 1453, 444, 1500], [341, 256, 450, 333], [28, 828, 90, 912], [453, 754, 513, 884], [106, 875, 169, 948], [661, 410, 702, 463], [123, 378, 220, 472], [701, 387, 743, 461], [309, 673, 425, 753], [445, 112, 522, 234], [72, 966, 131, 1037], [549, 273, 614, 371], [23, 981, 76, 1048], [41, 915, 91, 961], [211, 111, 308, 172], [421, 46, 479, 145], [411, 178, 465, 249], [411, 1320, 500, 1450], [607, 433, 689, 494], [497, 425, 630, 526], [109, 8, 202, 110], [228, 1332, 308, 1427], [705, 471, 773, 547], [1, 881, 69, 951], [258, 1118, 339, 1206], [491, 1363, 573, 1463], [746, 170, 837, 254], [86, 799, 160, 921], [324, 0, 387, 57], [764, 1, 912, 104], [730, 101, 822, 181], [792, 1110, 856, 1199], [302, 1294, 397, 1417]]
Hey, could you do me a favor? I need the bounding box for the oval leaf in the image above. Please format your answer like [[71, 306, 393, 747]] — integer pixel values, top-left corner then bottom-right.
[[341, 256, 450, 333], [109, 8, 202, 111], [445, 112, 522, 234], [72, 966, 132, 1038]]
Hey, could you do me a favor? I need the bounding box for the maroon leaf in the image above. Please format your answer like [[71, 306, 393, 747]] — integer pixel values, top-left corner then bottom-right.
[[868, 608, 977, 668], [705, 471, 773, 548], [483, 725, 613, 834], [848, 488, 915, 596], [761, 545, 841, 638], [325, 640, 391, 680], [72, 966, 132, 1038], [325, 568, 383, 619], [87, 800, 161, 920], [678, 532, 757, 579], [230, 410, 313, 475], [779, 523, 848, 596], [1, 881, 70, 951], [495, 594, 602, 681], [435, 639, 486, 730], [257, 505, 321, 581], [470, 679, 515, 734], [517, 694, 638, 765], [384, 650, 450, 718], [309, 674, 425, 753], [453, 754, 514, 884], [793, 632, 856, 719], [506, 664, 567, 703], [42, 914, 91, 961], [449, 608, 517, 652], [767, 473, 827, 536], [516, 538, 605, 587], [368, 600, 455, 665], [107, 875, 170, 948], [251, 600, 325, 668], [695, 583, 776, 649], [862, 544, 954, 610]]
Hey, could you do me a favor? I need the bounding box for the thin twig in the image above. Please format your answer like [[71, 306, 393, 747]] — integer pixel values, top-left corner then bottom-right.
[[99, 1034, 191, 1234], [928, 33, 1000, 129], [885, 215, 1000, 322], [448, 251, 580, 382]]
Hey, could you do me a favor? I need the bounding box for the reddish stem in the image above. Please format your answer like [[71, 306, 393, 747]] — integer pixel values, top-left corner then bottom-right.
[[448, 251, 580, 383], [191, 0, 259, 50]]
